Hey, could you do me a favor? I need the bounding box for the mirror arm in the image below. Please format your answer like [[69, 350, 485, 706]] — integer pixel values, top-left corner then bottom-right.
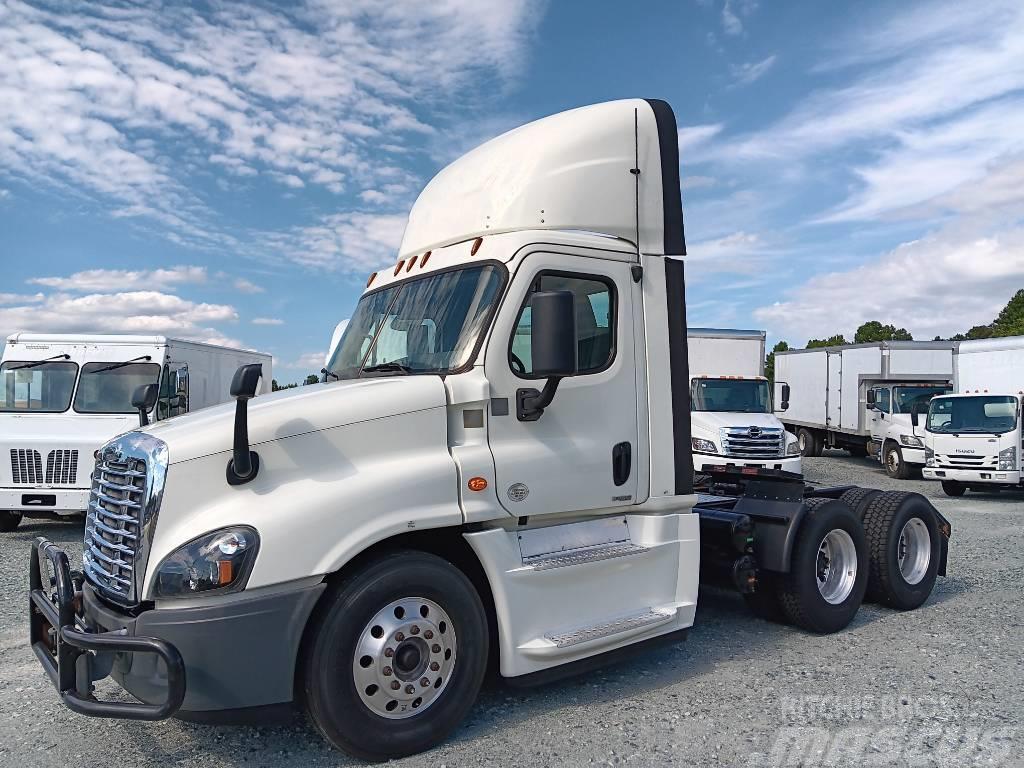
[[516, 377, 562, 421]]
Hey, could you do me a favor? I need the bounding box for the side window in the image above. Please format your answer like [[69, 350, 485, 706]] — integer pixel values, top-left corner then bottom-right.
[[157, 364, 189, 420], [875, 387, 891, 414], [509, 272, 615, 377]]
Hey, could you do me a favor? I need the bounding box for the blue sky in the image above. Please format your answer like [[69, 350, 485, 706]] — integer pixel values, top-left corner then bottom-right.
[[2, 0, 1022, 381]]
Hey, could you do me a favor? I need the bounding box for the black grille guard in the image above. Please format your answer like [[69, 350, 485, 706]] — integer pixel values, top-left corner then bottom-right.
[[28, 537, 185, 720]]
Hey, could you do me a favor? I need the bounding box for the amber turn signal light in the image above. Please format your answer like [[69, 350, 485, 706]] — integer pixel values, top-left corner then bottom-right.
[[468, 477, 488, 492]]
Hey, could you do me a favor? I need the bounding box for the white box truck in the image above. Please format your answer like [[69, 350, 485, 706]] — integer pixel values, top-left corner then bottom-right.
[[28, 100, 950, 761], [1, 334, 270, 530], [688, 328, 800, 474], [775, 342, 953, 478], [922, 336, 1024, 496]]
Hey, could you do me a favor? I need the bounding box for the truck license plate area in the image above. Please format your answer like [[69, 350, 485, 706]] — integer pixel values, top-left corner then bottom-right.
[[23, 493, 57, 506]]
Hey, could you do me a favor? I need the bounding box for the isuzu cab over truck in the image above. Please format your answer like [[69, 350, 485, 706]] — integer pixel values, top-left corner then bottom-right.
[[688, 328, 800, 475], [1, 334, 270, 531], [922, 336, 1024, 496], [28, 100, 951, 761]]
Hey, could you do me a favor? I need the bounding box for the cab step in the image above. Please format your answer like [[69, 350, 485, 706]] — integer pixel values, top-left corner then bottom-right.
[[523, 541, 648, 571], [519, 607, 676, 658]]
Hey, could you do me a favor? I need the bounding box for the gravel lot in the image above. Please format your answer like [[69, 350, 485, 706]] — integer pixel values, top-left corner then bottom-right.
[[2, 453, 1021, 767]]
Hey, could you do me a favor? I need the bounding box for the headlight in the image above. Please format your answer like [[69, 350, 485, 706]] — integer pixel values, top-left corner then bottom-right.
[[152, 526, 259, 598], [998, 446, 1017, 471], [925, 446, 935, 467], [691, 437, 717, 454], [786, 440, 801, 456], [899, 434, 923, 448]]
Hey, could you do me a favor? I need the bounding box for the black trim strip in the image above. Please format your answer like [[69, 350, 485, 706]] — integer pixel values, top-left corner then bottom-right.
[[643, 99, 686, 256], [664, 257, 693, 495]]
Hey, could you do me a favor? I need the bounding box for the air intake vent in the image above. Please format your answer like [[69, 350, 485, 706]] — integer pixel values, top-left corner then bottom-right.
[[45, 449, 79, 485], [11, 449, 43, 484]]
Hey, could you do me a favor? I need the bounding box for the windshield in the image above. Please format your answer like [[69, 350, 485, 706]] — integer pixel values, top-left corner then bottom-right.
[[327, 265, 505, 379], [691, 378, 772, 413], [927, 395, 1018, 434], [893, 386, 950, 414], [0, 361, 79, 413], [73, 362, 161, 414]]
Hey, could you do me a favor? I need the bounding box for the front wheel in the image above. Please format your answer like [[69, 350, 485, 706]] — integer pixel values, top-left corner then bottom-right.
[[0, 511, 22, 532], [778, 499, 868, 633], [797, 428, 820, 457], [884, 443, 911, 479], [304, 550, 488, 761], [941, 481, 966, 497]]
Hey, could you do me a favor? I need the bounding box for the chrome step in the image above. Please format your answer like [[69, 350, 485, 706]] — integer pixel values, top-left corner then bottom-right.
[[523, 541, 648, 571], [545, 609, 671, 649]]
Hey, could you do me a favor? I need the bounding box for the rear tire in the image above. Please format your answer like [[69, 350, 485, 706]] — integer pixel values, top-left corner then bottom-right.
[[862, 492, 940, 610], [941, 481, 966, 497], [797, 428, 821, 458], [884, 442, 911, 479], [304, 550, 488, 761], [778, 499, 868, 633], [0, 511, 22, 532], [839, 487, 882, 520]]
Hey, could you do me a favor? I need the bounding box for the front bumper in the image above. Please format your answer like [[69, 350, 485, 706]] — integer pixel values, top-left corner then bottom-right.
[[2, 487, 90, 515], [29, 537, 325, 720], [899, 446, 926, 465], [694, 453, 802, 475], [923, 467, 1022, 485]]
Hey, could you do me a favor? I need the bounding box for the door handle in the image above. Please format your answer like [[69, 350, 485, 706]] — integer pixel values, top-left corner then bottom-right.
[[612, 442, 631, 487]]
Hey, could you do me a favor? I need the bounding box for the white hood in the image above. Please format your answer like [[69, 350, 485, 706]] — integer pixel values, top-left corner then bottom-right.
[[690, 410, 785, 435]]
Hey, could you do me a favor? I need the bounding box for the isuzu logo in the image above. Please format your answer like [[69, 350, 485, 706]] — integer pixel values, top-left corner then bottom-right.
[[747, 426, 762, 438], [954, 449, 976, 455]]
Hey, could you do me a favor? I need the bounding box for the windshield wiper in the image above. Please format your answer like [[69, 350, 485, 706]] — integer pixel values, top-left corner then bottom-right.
[[321, 368, 340, 381], [91, 355, 153, 373], [362, 362, 412, 374], [9, 354, 71, 371]]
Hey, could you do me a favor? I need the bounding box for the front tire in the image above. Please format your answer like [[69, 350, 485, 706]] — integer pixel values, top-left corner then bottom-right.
[[941, 481, 966, 497], [884, 442, 911, 479], [797, 428, 821, 458], [778, 499, 868, 633], [304, 550, 488, 761], [0, 511, 22, 532], [862, 492, 940, 610]]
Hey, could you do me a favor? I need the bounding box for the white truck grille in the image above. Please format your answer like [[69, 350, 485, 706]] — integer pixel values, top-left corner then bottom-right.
[[10, 448, 44, 484], [935, 454, 996, 470], [719, 426, 785, 459], [45, 449, 79, 485]]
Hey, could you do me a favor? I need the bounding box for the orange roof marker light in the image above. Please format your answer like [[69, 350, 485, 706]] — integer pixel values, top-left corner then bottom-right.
[[366, 272, 377, 288], [420, 250, 432, 267], [470, 237, 483, 256], [467, 477, 488, 492], [405, 255, 418, 272], [393, 260, 405, 275]]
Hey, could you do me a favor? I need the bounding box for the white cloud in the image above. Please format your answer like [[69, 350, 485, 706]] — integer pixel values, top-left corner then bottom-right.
[[291, 351, 327, 370], [28, 265, 207, 292], [730, 55, 776, 87], [270, 211, 408, 272], [251, 317, 283, 326], [682, 175, 717, 191], [678, 124, 723, 156], [0, 291, 43, 306], [721, 0, 757, 36], [233, 277, 264, 294], [753, 228, 1024, 343]]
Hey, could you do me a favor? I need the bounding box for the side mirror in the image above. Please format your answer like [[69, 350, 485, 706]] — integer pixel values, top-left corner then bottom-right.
[[780, 383, 791, 411], [131, 383, 158, 427], [517, 291, 576, 421], [227, 363, 263, 485], [910, 409, 919, 428], [866, 389, 876, 406]]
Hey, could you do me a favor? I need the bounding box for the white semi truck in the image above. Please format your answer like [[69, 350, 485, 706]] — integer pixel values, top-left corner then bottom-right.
[[775, 342, 953, 478], [688, 328, 800, 474], [28, 100, 950, 761], [1, 334, 270, 530], [922, 336, 1024, 496]]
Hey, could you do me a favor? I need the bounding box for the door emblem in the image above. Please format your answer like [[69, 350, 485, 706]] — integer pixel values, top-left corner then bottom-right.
[[507, 483, 530, 502]]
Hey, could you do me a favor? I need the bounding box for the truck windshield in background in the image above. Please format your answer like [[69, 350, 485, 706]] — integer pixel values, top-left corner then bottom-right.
[[892, 386, 950, 414], [73, 362, 161, 414], [326, 264, 505, 379], [0, 360, 79, 413], [691, 378, 771, 413], [927, 395, 1018, 434]]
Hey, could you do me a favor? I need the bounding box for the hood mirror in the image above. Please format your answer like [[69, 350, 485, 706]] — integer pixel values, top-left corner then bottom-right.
[[131, 383, 158, 427], [226, 363, 263, 486]]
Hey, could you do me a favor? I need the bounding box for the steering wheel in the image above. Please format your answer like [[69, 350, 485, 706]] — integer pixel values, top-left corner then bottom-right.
[[510, 353, 526, 375]]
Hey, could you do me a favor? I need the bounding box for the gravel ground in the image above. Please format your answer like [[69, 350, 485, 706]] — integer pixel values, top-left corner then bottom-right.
[[2, 453, 1021, 767]]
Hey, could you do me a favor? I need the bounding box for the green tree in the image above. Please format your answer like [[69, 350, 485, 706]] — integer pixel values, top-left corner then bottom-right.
[[272, 379, 298, 391], [853, 320, 913, 343], [806, 334, 848, 349], [992, 289, 1024, 336], [303, 374, 321, 385], [765, 340, 789, 383]]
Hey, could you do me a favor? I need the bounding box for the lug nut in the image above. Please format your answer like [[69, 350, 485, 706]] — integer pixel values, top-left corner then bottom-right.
[[395, 632, 405, 642], [383, 666, 393, 676], [405, 684, 415, 694], [431, 644, 441, 654], [390, 681, 400, 690], [430, 662, 440, 671], [423, 630, 434, 639], [410, 625, 420, 635], [384, 647, 394, 658], [420, 677, 430, 687]]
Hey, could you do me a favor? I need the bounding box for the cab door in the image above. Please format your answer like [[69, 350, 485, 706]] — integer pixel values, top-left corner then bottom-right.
[[869, 386, 891, 442], [485, 251, 639, 517]]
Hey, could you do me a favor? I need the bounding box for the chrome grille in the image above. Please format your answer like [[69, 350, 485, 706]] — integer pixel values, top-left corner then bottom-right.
[[45, 449, 79, 485], [719, 426, 785, 459], [82, 433, 168, 605], [11, 448, 43, 484], [935, 454, 996, 470]]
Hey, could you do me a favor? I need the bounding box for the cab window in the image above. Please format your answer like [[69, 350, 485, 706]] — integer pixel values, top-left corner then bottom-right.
[[510, 272, 615, 378], [872, 387, 891, 414], [158, 364, 189, 419]]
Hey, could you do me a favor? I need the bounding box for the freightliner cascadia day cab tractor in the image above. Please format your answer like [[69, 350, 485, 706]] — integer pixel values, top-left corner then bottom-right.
[[775, 341, 953, 478], [687, 328, 800, 475], [28, 100, 951, 761], [1, 334, 271, 531], [922, 336, 1024, 496]]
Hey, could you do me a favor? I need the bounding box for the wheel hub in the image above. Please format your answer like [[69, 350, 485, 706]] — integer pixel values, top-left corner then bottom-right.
[[353, 597, 457, 719], [897, 518, 931, 585], [815, 529, 857, 604]]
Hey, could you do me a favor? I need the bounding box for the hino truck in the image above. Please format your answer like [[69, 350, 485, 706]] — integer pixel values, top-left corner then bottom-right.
[[28, 100, 950, 761], [775, 342, 953, 478], [922, 336, 1024, 496], [1, 334, 270, 531], [688, 328, 800, 474]]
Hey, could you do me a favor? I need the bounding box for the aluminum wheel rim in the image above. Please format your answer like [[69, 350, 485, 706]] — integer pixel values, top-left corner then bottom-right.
[[798, 432, 808, 452], [898, 518, 931, 585], [886, 449, 900, 473], [816, 529, 857, 604], [353, 597, 457, 719]]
